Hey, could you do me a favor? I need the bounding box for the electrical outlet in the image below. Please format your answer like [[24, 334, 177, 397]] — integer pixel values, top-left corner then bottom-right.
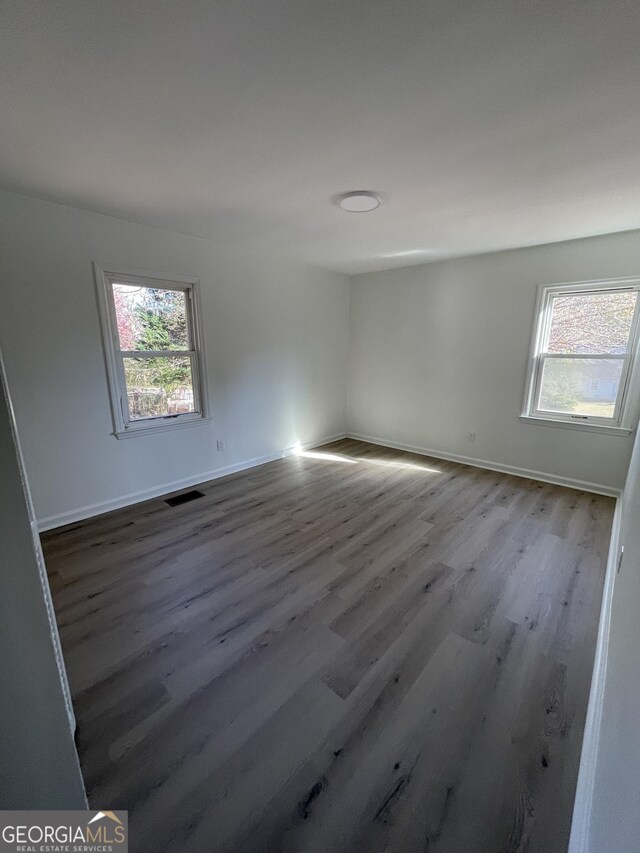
[[467, 432, 477, 443], [216, 439, 225, 451]]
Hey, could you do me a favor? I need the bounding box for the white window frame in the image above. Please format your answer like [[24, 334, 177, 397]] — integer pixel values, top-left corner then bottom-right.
[[94, 264, 209, 439], [521, 277, 640, 436]]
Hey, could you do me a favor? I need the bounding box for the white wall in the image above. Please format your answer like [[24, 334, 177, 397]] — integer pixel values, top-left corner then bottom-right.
[[582, 425, 640, 852], [0, 190, 349, 527], [1, 188, 637, 525], [348, 231, 640, 492], [0, 353, 86, 808]]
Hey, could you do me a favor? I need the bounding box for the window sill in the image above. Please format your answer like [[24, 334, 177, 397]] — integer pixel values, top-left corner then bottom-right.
[[114, 416, 212, 439], [519, 415, 633, 437]]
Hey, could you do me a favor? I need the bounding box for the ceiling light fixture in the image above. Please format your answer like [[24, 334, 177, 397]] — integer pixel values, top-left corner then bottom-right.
[[337, 191, 382, 212]]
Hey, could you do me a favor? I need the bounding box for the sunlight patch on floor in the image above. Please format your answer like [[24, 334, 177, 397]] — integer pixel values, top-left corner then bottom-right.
[[365, 457, 440, 473], [292, 445, 358, 464], [291, 442, 439, 473]]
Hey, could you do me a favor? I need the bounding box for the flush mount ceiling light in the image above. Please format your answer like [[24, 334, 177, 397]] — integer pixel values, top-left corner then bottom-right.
[[337, 191, 382, 212]]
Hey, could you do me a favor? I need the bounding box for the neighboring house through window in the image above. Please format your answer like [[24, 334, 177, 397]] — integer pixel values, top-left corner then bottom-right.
[[522, 278, 640, 433], [95, 265, 208, 438]]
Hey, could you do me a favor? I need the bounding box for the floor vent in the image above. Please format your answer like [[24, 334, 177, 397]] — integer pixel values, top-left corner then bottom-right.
[[165, 489, 205, 507]]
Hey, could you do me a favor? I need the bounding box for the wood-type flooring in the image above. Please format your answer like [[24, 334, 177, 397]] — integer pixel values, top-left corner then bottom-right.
[[42, 439, 614, 853]]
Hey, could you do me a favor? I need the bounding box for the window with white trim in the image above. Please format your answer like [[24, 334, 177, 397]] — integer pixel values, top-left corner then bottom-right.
[[523, 279, 640, 430], [95, 266, 207, 437]]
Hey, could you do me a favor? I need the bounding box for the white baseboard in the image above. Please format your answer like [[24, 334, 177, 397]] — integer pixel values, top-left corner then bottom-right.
[[40, 428, 618, 529], [568, 495, 622, 853], [37, 431, 347, 531], [346, 431, 621, 498]]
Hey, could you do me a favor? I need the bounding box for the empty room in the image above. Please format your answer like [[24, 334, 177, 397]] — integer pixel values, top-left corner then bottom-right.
[[1, 2, 640, 852]]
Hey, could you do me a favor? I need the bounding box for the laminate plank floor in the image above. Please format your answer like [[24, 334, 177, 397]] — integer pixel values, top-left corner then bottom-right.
[[42, 439, 614, 853]]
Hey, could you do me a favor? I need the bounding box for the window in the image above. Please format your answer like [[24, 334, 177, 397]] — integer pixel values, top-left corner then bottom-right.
[[95, 265, 208, 437], [522, 279, 640, 432]]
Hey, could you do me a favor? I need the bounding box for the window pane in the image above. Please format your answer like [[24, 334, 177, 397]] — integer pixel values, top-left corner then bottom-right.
[[538, 357, 623, 418], [112, 284, 189, 351], [547, 291, 637, 354], [123, 356, 195, 420]]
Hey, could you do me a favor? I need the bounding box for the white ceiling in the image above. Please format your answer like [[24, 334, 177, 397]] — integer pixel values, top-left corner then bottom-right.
[[1, 0, 640, 274]]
